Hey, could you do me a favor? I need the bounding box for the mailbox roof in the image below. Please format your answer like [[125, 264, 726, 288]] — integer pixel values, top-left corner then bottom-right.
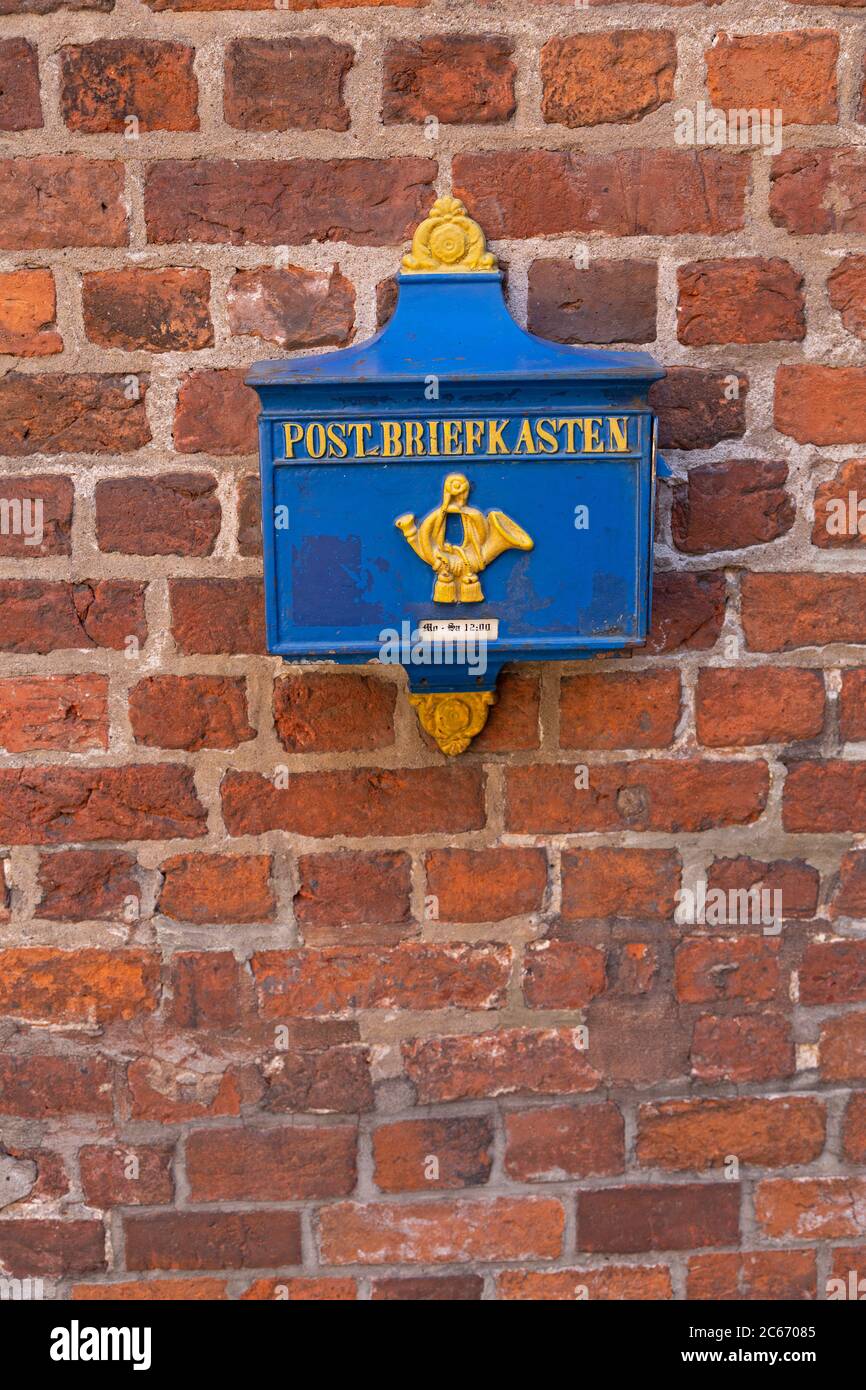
[[247, 272, 665, 391]]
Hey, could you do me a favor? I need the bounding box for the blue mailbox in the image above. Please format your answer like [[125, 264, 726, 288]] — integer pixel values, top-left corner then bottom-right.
[[248, 195, 667, 755]]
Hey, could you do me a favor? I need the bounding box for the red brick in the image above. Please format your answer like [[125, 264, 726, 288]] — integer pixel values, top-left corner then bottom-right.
[[454, 149, 747, 238], [843, 1093, 866, 1163], [649, 368, 748, 450], [274, 672, 395, 752], [185, 1126, 356, 1201], [800, 940, 866, 1005], [523, 940, 606, 1009], [776, 365, 866, 445], [170, 952, 244, 1029], [241, 1277, 356, 1301], [561, 847, 680, 921], [237, 474, 261, 556], [459, 671, 540, 752], [687, 1250, 816, 1301], [425, 847, 547, 923], [0, 157, 126, 249], [74, 1278, 227, 1301], [560, 669, 680, 749], [646, 570, 727, 653], [813, 458, 866, 549], [506, 760, 769, 833], [125, 1211, 302, 1271], [706, 30, 839, 125], [227, 265, 354, 350], [505, 1103, 624, 1182], [0, 580, 146, 654], [0, 675, 108, 752], [696, 668, 824, 746], [784, 761, 866, 832], [0, 948, 159, 1024], [579, 1183, 740, 1252], [60, 40, 198, 132], [828, 1246, 866, 1294], [0, 764, 206, 843], [144, 0, 425, 7], [0, 474, 73, 557], [159, 854, 273, 926], [320, 1197, 564, 1265], [0, 1054, 114, 1118], [170, 578, 266, 655], [528, 257, 656, 345], [80, 1146, 173, 1207], [251, 943, 511, 1017], [828, 256, 866, 340], [742, 573, 866, 651], [0, 373, 149, 455], [830, 849, 866, 916], [372, 1275, 482, 1301], [542, 29, 675, 127], [173, 369, 258, 456], [0, 1220, 105, 1277], [756, 1178, 866, 1240], [146, 157, 436, 246], [675, 937, 781, 1004], [610, 941, 658, 996], [691, 1013, 795, 1083], [372, 1118, 493, 1192], [586, 995, 689, 1087], [383, 36, 515, 124], [130, 675, 254, 751], [222, 766, 485, 838], [37, 849, 138, 922], [672, 458, 794, 553], [83, 268, 212, 351], [770, 148, 866, 235], [0, 38, 41, 129], [225, 37, 352, 131], [261, 1045, 373, 1115], [499, 1266, 672, 1301], [820, 1013, 866, 1082], [96, 473, 219, 557], [402, 1027, 600, 1102], [0, 270, 60, 354], [637, 1097, 825, 1171], [295, 851, 412, 946], [707, 856, 818, 920], [126, 1056, 254, 1123]]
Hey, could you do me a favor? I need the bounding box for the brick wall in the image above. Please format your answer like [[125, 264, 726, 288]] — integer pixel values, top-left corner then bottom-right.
[[0, 0, 864, 1302]]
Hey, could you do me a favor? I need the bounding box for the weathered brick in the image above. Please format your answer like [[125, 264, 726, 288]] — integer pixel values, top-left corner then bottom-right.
[[60, 40, 198, 132], [0, 157, 126, 248], [251, 943, 511, 1017], [173, 369, 258, 456], [691, 1013, 795, 1083], [402, 1027, 600, 1102], [454, 149, 747, 238], [96, 473, 220, 556], [820, 1013, 866, 1082], [320, 1197, 564, 1265], [687, 1250, 816, 1301], [636, 1097, 825, 1171], [372, 1275, 482, 1301], [842, 1094, 866, 1163], [462, 671, 540, 752], [784, 761, 866, 833], [0, 374, 149, 455], [707, 856, 818, 920], [80, 1146, 173, 1207], [813, 459, 866, 549], [560, 669, 680, 748], [74, 1278, 227, 1301], [706, 30, 839, 125], [505, 1103, 624, 1182], [222, 766, 485, 838], [770, 148, 866, 234], [425, 847, 547, 923], [0, 675, 108, 752], [800, 940, 866, 1005], [649, 368, 748, 450], [828, 256, 866, 340], [528, 257, 657, 345], [383, 36, 515, 124], [185, 1126, 356, 1201], [0, 948, 159, 1024], [227, 266, 354, 349], [646, 571, 726, 653], [523, 941, 606, 1009], [579, 1183, 740, 1252], [696, 668, 824, 745], [237, 474, 261, 556], [145, 158, 436, 246], [261, 1045, 374, 1115], [170, 952, 244, 1029], [274, 672, 395, 752], [0, 764, 206, 843], [0, 38, 42, 129], [742, 573, 866, 651], [241, 1277, 356, 1301], [756, 1178, 866, 1240], [506, 760, 768, 834], [675, 937, 781, 1004], [0, 580, 146, 654], [586, 995, 689, 1087], [671, 459, 794, 553], [0, 1220, 105, 1277], [158, 854, 273, 925], [0, 270, 60, 354], [37, 849, 138, 922], [170, 579, 266, 655], [829, 849, 866, 916], [0, 1054, 114, 1117], [125, 1211, 302, 1271], [561, 848, 680, 921], [83, 268, 212, 351], [224, 37, 352, 131], [126, 1056, 254, 1123], [295, 851, 413, 946], [373, 1118, 493, 1192], [498, 1266, 672, 1301], [541, 30, 675, 127], [775, 365, 866, 445], [130, 675, 254, 751]]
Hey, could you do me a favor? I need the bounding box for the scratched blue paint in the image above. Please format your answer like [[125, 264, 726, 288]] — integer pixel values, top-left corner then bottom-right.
[[248, 271, 667, 693]]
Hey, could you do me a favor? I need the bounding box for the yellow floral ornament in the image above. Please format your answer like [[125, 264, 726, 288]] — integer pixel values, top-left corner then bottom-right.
[[402, 195, 497, 274]]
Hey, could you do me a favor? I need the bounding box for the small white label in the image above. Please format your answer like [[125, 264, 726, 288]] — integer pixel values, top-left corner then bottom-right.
[[419, 619, 499, 641]]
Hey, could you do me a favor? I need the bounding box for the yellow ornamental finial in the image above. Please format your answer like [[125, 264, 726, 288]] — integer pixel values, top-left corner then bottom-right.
[[402, 195, 497, 274]]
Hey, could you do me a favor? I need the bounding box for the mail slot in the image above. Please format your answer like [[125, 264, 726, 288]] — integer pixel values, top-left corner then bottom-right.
[[248, 195, 668, 754]]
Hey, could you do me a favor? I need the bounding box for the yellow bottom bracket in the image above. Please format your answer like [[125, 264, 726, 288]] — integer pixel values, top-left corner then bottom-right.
[[408, 690, 497, 756]]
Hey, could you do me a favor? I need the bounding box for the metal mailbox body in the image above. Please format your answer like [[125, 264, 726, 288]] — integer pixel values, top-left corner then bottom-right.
[[249, 261, 666, 726]]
